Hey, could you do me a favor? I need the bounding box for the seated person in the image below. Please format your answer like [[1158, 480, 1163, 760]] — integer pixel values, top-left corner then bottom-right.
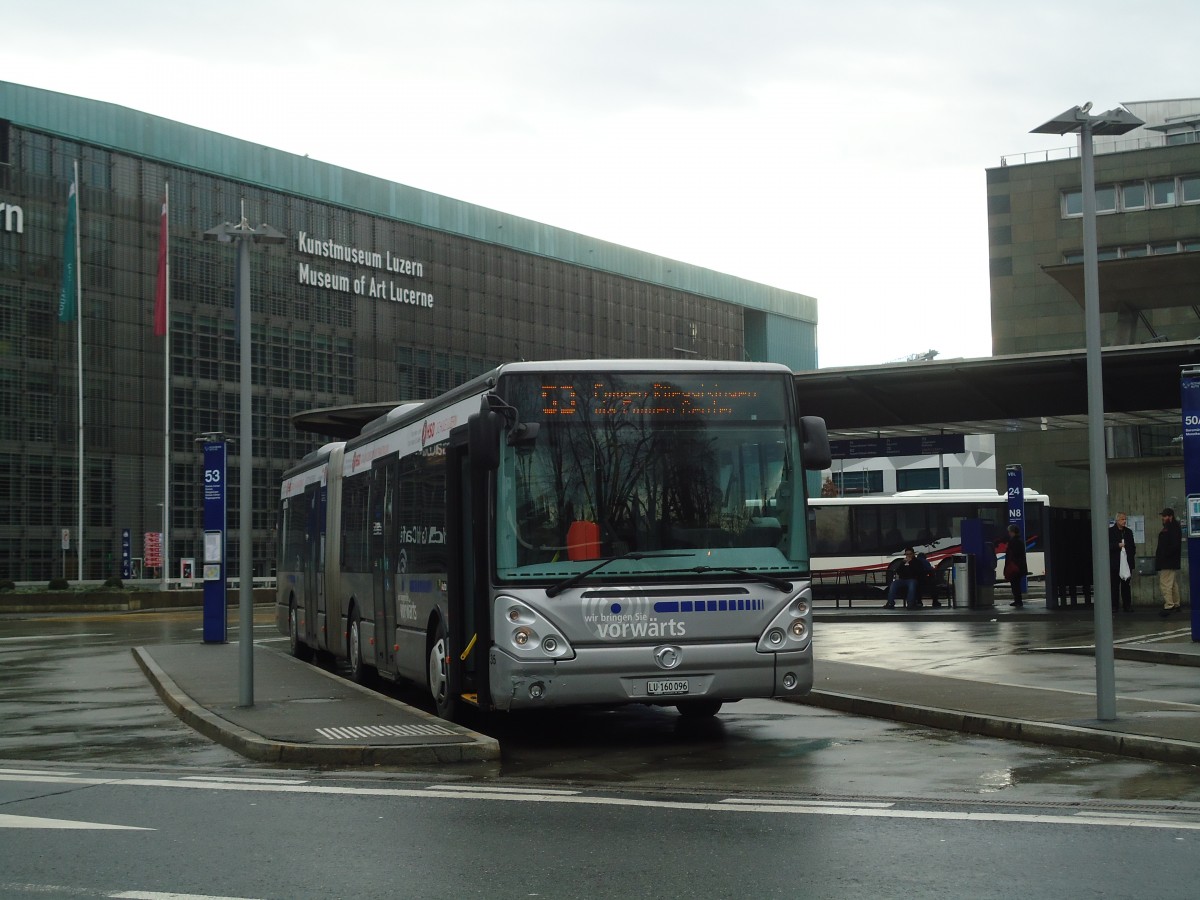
[[884, 547, 924, 609]]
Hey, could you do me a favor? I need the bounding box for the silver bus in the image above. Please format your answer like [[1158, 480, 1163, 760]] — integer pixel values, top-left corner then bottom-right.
[[276, 359, 830, 720]]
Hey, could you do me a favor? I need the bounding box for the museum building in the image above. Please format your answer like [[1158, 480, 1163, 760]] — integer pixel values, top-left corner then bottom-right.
[[0, 81, 817, 582]]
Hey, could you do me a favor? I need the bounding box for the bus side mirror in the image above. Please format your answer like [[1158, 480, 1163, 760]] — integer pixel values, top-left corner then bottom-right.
[[469, 407, 502, 471], [507, 421, 540, 448], [800, 416, 831, 470]]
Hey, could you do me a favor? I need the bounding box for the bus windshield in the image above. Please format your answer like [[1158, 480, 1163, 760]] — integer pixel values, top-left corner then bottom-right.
[[493, 371, 807, 581]]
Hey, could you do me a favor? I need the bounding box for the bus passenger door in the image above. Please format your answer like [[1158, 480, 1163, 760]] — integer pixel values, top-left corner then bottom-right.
[[370, 460, 398, 675], [447, 427, 490, 711], [314, 481, 328, 648], [302, 482, 322, 647]]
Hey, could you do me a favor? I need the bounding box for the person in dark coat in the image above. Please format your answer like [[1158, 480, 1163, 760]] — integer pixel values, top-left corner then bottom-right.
[[1108, 512, 1135, 613], [884, 547, 923, 609], [1004, 523, 1029, 607], [1155, 507, 1183, 617]]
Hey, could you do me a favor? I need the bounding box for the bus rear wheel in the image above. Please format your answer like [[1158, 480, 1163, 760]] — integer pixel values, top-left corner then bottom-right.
[[676, 699, 723, 718], [347, 609, 368, 685], [288, 599, 313, 662], [427, 621, 457, 721]]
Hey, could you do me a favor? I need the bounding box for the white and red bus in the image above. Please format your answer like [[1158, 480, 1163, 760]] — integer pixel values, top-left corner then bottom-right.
[[808, 488, 1048, 583]]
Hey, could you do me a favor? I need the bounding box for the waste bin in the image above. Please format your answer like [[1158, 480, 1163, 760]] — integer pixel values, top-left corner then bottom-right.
[[951, 553, 996, 608], [951, 553, 974, 608]]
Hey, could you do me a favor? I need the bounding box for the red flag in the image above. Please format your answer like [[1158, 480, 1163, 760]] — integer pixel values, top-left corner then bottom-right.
[[153, 197, 168, 337]]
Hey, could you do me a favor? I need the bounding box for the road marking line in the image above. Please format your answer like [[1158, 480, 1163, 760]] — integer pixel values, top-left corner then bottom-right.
[[424, 784, 580, 795], [1117, 627, 1192, 643], [0, 634, 113, 642], [1, 772, 1196, 831], [181, 776, 309, 785], [0, 887, 259, 899], [1078, 810, 1200, 825], [110, 891, 262, 899], [0, 814, 151, 831], [720, 798, 895, 808]]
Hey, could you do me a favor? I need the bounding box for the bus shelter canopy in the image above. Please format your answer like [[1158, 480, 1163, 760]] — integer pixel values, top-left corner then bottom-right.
[[291, 341, 1200, 442], [799, 340, 1200, 439]]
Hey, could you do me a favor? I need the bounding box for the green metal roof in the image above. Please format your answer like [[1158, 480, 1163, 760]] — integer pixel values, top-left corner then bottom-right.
[[1, 80, 816, 325]]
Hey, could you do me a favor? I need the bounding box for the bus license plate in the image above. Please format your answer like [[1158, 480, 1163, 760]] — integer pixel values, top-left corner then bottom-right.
[[646, 679, 689, 696]]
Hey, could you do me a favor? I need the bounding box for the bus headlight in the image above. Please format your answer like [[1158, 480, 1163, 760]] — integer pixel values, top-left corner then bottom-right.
[[756, 589, 813, 653], [496, 597, 575, 661]]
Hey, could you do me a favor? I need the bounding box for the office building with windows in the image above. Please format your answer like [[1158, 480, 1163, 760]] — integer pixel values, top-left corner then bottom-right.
[[986, 98, 1200, 515], [0, 81, 817, 582]]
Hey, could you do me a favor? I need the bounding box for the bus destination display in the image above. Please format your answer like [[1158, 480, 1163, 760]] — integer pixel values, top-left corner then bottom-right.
[[531, 376, 782, 421]]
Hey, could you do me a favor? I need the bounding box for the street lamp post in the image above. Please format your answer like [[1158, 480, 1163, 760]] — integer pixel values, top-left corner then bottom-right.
[[1031, 103, 1143, 721], [204, 204, 284, 707]]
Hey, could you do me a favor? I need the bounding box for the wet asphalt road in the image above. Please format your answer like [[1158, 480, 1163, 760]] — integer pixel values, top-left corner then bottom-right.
[[0, 609, 248, 768], [2, 606, 1199, 805]]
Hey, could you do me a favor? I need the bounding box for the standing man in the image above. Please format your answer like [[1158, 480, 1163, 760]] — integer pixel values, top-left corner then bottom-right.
[[1156, 507, 1183, 618], [1109, 512, 1136, 613]]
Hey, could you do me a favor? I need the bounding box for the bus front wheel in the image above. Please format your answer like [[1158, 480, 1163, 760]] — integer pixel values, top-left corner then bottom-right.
[[676, 700, 723, 718], [427, 621, 457, 721]]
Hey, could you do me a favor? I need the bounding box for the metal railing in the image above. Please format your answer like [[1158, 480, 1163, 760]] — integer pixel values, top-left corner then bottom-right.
[[11, 576, 277, 591], [999, 133, 1191, 167]]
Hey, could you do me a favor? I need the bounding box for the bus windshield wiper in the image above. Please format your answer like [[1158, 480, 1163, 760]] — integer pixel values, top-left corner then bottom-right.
[[545, 552, 693, 598], [684, 565, 793, 593]]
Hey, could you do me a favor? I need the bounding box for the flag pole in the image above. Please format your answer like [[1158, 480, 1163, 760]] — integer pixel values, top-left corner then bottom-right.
[[74, 160, 83, 582], [160, 184, 171, 591]]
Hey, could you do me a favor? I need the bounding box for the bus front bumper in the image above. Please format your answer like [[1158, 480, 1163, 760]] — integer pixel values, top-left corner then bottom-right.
[[488, 642, 813, 711]]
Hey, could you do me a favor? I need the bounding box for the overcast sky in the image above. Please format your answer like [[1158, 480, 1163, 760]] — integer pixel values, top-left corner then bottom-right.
[[6, 1, 1198, 367]]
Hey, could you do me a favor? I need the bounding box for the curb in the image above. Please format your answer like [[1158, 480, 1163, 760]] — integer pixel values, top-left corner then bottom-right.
[[1029, 644, 1200, 668], [1115, 646, 1200, 667], [795, 690, 1200, 766], [133, 646, 289, 763], [131, 646, 500, 767]]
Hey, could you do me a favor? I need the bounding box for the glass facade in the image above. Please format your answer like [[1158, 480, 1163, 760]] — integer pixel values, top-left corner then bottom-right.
[[0, 120, 784, 582]]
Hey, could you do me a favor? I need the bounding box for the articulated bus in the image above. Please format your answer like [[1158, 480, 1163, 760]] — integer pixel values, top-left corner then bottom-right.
[[277, 360, 832, 720], [808, 488, 1049, 582]]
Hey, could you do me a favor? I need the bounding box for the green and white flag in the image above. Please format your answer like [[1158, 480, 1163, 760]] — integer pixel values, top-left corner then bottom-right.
[[58, 179, 78, 323]]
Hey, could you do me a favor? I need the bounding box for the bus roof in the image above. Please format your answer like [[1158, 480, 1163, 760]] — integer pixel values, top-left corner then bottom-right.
[[493, 359, 795, 375]]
